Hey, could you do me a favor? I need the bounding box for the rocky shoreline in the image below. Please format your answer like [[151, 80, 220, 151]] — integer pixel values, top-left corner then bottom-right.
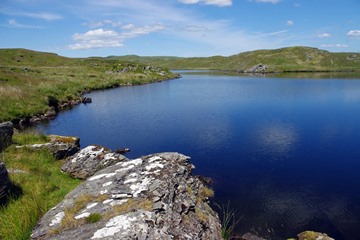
[[9, 75, 180, 129]]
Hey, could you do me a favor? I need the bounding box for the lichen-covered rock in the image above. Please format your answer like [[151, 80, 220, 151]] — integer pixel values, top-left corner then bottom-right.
[[31, 152, 222, 240], [16, 135, 80, 159], [61, 145, 127, 179], [0, 160, 10, 205], [0, 121, 14, 152], [297, 231, 334, 240]]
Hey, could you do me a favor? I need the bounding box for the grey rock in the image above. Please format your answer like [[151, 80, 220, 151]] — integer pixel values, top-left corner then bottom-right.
[[242, 233, 268, 240], [246, 63, 268, 73], [0, 160, 10, 205], [31, 152, 223, 240], [0, 121, 14, 152], [61, 145, 127, 179], [16, 135, 80, 159]]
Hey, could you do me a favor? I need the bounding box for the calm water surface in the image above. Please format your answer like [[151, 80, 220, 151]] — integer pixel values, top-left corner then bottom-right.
[[37, 71, 360, 239]]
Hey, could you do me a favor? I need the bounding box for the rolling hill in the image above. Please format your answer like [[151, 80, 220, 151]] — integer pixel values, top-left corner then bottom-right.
[[109, 46, 360, 73]]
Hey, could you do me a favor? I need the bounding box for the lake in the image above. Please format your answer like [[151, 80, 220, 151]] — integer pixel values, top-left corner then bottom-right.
[[37, 71, 360, 239]]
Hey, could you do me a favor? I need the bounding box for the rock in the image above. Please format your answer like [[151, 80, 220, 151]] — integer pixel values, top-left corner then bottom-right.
[[297, 231, 334, 240], [61, 145, 127, 180], [0, 121, 14, 152], [31, 152, 223, 240], [115, 148, 130, 154], [82, 97, 92, 104], [242, 233, 267, 240], [246, 64, 268, 73], [0, 160, 10, 205], [16, 135, 80, 159], [44, 108, 57, 120]]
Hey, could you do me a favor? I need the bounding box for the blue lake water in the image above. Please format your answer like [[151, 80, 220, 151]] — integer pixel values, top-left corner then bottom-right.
[[37, 71, 360, 239]]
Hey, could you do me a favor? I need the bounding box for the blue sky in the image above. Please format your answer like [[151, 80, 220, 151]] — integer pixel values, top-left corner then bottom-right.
[[1, 0, 359, 57]]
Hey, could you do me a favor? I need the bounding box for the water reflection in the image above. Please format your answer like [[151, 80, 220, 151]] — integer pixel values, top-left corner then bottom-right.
[[254, 121, 298, 161]]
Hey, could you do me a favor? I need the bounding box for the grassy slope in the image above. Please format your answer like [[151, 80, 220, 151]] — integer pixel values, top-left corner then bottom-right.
[[109, 46, 360, 72], [0, 48, 177, 122], [0, 131, 81, 240]]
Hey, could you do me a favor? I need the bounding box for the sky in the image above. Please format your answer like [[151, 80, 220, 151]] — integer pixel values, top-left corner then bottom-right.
[[0, 0, 360, 57]]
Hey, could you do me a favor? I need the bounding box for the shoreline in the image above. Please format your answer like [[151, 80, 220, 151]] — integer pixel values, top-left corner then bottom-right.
[[7, 74, 181, 129]]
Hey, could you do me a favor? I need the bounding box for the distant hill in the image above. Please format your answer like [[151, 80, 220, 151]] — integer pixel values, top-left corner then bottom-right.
[[109, 46, 360, 73]]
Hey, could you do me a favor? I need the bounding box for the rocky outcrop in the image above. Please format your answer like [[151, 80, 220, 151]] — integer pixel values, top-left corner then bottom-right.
[[31, 152, 222, 240], [16, 135, 80, 159], [0, 159, 10, 205], [61, 145, 127, 179], [0, 121, 14, 152], [245, 64, 268, 73]]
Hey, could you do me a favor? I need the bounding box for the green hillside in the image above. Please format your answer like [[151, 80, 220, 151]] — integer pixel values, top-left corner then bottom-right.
[[0, 49, 177, 122], [110, 46, 360, 72]]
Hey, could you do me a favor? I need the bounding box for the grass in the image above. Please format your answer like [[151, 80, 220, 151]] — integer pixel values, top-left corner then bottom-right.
[[0, 48, 178, 122], [85, 213, 102, 224], [104, 198, 153, 219], [0, 131, 81, 240], [215, 202, 241, 240]]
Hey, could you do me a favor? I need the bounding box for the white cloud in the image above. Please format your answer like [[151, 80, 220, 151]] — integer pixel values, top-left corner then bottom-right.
[[250, 0, 281, 4], [121, 24, 166, 38], [347, 30, 360, 38], [320, 44, 348, 48], [178, 0, 233, 7], [121, 24, 136, 30], [68, 24, 166, 50], [69, 29, 123, 50], [286, 20, 294, 26], [317, 33, 331, 38]]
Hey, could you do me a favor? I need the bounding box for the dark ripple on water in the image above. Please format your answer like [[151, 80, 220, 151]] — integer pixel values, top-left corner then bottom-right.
[[245, 180, 360, 239]]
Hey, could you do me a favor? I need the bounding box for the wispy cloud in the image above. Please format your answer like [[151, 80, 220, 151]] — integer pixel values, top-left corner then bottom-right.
[[347, 30, 360, 38], [250, 0, 281, 4], [320, 44, 348, 48], [3, 19, 42, 29], [66, 0, 290, 55], [0, 8, 62, 20], [178, 0, 233, 7], [286, 20, 294, 26], [317, 33, 331, 38], [84, 20, 122, 29]]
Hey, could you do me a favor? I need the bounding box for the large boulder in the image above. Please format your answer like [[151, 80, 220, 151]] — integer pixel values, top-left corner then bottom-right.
[[0, 122, 14, 152], [61, 145, 127, 180], [0, 160, 10, 205], [16, 135, 80, 159], [31, 152, 222, 240]]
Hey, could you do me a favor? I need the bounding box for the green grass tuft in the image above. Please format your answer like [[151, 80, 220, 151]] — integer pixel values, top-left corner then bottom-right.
[[215, 202, 241, 240], [85, 213, 102, 224]]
